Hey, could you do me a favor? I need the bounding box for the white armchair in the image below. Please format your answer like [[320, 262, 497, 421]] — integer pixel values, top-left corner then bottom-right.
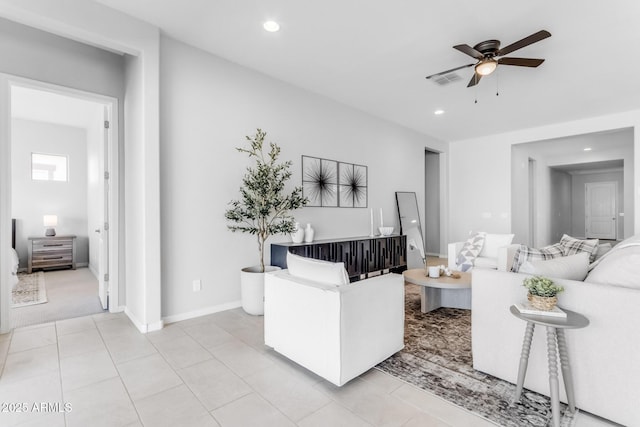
[[264, 267, 404, 386], [447, 233, 518, 271]]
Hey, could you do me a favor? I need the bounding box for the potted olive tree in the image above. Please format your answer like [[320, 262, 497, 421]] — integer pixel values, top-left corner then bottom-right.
[[225, 129, 307, 315]]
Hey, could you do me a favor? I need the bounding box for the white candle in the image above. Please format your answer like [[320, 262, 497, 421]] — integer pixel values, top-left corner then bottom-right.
[[369, 208, 374, 236], [380, 208, 384, 228]]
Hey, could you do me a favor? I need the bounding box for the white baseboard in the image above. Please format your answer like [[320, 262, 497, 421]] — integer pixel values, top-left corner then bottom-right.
[[109, 305, 125, 313], [124, 307, 164, 333], [425, 252, 447, 258], [162, 300, 242, 325], [88, 264, 98, 278]]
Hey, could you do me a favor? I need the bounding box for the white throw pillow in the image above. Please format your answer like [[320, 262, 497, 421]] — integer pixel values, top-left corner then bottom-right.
[[519, 252, 589, 281], [10, 248, 19, 272], [511, 243, 565, 272], [594, 243, 612, 261], [286, 252, 350, 286], [559, 234, 599, 263], [585, 245, 640, 290], [455, 232, 486, 272], [479, 233, 515, 259]]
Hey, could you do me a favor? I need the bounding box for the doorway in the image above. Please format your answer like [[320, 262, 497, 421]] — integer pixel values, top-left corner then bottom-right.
[[4, 77, 118, 328], [424, 149, 441, 256], [585, 181, 618, 239], [528, 158, 537, 247]]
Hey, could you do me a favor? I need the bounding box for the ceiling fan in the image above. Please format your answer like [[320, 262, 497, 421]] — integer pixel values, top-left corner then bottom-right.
[[426, 30, 551, 87]]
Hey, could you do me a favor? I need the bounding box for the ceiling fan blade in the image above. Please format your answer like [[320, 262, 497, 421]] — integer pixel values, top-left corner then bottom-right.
[[426, 63, 474, 79], [498, 57, 545, 67], [467, 73, 482, 87], [497, 30, 551, 56], [453, 44, 484, 60]]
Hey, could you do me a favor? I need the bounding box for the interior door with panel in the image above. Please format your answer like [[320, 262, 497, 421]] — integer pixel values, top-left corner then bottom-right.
[[585, 181, 617, 240], [97, 106, 110, 310]]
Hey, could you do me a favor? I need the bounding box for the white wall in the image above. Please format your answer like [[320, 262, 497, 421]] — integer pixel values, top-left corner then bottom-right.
[[159, 36, 446, 320], [123, 53, 146, 324], [121, 25, 161, 333], [450, 111, 640, 246], [11, 118, 88, 265], [449, 137, 513, 241], [511, 148, 533, 245], [549, 169, 572, 242]]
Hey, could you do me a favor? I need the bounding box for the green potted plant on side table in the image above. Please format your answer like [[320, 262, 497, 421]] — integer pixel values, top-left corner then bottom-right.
[[523, 276, 564, 311], [225, 129, 307, 315]]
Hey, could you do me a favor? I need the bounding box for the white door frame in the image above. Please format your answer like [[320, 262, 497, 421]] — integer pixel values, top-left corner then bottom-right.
[[0, 74, 120, 333]]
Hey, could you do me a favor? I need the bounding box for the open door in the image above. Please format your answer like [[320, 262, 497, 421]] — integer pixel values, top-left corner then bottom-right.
[[97, 106, 110, 310]]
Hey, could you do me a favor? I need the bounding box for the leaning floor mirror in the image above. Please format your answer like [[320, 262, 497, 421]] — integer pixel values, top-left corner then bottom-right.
[[396, 192, 426, 269]]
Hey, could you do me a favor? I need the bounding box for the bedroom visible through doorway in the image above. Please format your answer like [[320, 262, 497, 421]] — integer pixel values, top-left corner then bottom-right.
[[9, 82, 116, 328]]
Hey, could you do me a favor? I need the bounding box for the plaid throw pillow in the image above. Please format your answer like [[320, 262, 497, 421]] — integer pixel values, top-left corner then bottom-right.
[[511, 243, 565, 272], [455, 232, 486, 272], [560, 234, 599, 263]]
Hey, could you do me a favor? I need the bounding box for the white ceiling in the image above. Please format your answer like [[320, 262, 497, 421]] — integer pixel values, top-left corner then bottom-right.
[[552, 160, 623, 174], [94, 0, 640, 141], [11, 86, 102, 130]]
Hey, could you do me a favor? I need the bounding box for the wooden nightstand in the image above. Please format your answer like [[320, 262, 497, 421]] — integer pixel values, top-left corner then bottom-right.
[[27, 236, 77, 274]]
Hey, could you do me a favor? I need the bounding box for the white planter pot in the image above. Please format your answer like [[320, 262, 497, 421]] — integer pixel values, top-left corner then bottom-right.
[[240, 265, 281, 315]]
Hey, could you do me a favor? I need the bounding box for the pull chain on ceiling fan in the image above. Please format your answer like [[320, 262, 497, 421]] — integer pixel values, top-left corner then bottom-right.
[[426, 30, 551, 87]]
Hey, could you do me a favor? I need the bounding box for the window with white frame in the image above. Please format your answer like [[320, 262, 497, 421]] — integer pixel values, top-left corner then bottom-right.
[[31, 153, 68, 182]]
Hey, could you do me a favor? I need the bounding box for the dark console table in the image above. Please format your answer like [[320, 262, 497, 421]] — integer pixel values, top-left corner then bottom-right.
[[271, 235, 407, 282]]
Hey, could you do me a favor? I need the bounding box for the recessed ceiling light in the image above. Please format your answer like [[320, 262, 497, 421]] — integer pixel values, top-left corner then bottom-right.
[[263, 21, 280, 32], [584, 147, 592, 151], [434, 109, 445, 115]]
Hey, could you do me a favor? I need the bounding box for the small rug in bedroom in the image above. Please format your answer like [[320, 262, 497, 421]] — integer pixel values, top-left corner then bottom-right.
[[376, 284, 577, 427], [12, 272, 48, 307]]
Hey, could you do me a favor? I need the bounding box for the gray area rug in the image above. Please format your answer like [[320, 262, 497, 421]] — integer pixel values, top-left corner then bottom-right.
[[376, 284, 577, 427], [12, 272, 47, 307], [11, 268, 105, 328]]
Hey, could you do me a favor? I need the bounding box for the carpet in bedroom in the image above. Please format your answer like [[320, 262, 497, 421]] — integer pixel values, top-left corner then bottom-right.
[[11, 268, 105, 328], [12, 271, 47, 307]]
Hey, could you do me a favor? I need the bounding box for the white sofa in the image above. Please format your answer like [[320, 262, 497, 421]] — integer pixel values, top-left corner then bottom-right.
[[471, 241, 640, 426], [264, 269, 404, 386], [447, 241, 519, 271]]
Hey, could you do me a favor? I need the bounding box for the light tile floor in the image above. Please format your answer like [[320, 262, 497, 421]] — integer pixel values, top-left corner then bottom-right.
[[0, 308, 621, 427]]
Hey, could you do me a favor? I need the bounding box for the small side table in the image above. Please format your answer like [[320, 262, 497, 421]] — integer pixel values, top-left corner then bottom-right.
[[510, 305, 589, 427]]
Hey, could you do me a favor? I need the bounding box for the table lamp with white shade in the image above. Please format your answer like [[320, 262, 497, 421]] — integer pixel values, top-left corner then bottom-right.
[[43, 215, 58, 236]]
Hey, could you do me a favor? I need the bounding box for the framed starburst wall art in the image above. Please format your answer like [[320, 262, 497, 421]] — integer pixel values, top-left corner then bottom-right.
[[302, 155, 368, 208]]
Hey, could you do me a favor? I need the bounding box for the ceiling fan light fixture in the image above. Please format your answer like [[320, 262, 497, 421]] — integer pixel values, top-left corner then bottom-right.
[[263, 20, 280, 32], [475, 59, 497, 76]]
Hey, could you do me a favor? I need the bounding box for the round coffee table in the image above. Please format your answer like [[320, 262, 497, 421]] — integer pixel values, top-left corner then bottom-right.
[[402, 269, 472, 313]]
